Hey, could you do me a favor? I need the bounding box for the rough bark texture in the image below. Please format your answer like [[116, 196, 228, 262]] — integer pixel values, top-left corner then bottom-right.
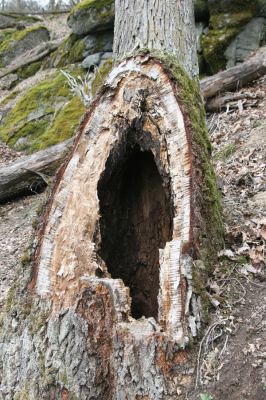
[[0, 1, 224, 398], [114, 0, 198, 78], [0, 55, 223, 399], [0, 139, 73, 203]]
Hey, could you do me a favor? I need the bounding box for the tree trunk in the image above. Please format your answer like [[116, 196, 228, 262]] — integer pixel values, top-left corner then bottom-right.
[[0, 1, 223, 399], [114, 0, 198, 78]]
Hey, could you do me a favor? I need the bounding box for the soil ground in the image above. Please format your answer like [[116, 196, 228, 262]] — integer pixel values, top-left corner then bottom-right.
[[189, 75, 266, 400]]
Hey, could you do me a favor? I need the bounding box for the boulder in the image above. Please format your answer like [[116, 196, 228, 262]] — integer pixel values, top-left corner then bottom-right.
[[0, 69, 85, 153], [67, 0, 115, 36], [225, 17, 266, 67], [83, 30, 113, 57], [0, 26, 50, 68], [202, 1, 259, 73]]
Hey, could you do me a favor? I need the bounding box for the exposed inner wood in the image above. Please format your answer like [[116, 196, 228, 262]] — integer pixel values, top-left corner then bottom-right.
[[34, 57, 192, 342], [98, 145, 172, 320]]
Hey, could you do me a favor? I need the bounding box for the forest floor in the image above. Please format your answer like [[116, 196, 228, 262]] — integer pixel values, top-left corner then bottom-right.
[[0, 74, 265, 400], [189, 75, 266, 400]]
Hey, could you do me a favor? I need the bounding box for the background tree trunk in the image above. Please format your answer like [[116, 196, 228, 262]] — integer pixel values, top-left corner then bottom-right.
[[0, 1, 223, 399]]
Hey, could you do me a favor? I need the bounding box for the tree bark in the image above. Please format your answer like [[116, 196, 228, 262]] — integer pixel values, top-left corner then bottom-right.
[[0, 1, 223, 399], [114, 0, 198, 78]]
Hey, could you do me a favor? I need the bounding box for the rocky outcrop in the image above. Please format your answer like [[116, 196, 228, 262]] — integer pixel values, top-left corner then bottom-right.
[[0, 69, 85, 153], [202, 0, 266, 73], [0, 25, 50, 68], [225, 17, 266, 67], [67, 0, 115, 36]]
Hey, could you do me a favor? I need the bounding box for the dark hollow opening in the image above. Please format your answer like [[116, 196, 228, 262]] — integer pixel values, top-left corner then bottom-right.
[[97, 147, 172, 320]]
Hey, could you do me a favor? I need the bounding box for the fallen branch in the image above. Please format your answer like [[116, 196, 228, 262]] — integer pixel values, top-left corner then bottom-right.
[[0, 138, 74, 203], [206, 92, 262, 112], [201, 47, 266, 101]]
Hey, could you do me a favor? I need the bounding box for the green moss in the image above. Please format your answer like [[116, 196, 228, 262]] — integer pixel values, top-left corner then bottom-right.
[[30, 97, 85, 152], [0, 89, 19, 106], [91, 58, 113, 95], [202, 9, 257, 73], [70, 0, 114, 15], [1, 69, 85, 153], [0, 25, 48, 54], [214, 143, 236, 161], [21, 250, 31, 266], [17, 61, 42, 80]]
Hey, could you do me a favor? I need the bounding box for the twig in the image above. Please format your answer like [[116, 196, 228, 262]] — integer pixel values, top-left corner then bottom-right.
[[195, 318, 228, 389]]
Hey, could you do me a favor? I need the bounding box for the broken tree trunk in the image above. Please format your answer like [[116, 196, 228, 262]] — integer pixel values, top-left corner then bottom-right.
[[0, 138, 73, 203], [0, 1, 223, 399]]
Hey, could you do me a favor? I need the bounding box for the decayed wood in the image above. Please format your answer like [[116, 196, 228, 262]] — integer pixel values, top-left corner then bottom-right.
[[0, 138, 73, 203], [35, 58, 193, 340], [201, 46, 266, 100], [0, 40, 61, 79], [114, 0, 198, 78]]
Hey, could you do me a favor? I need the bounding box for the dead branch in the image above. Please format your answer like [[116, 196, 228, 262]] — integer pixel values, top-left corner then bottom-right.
[[201, 47, 266, 101], [0, 138, 74, 203]]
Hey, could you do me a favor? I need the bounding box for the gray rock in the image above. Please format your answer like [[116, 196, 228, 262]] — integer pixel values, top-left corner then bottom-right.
[[0, 26, 50, 67], [83, 31, 113, 58], [0, 13, 16, 29], [225, 18, 266, 68], [67, 0, 115, 36], [82, 52, 113, 69], [258, 0, 266, 17], [0, 73, 18, 90], [82, 52, 102, 69]]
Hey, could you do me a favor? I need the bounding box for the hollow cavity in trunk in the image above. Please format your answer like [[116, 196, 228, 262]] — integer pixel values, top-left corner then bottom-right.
[[98, 146, 172, 320]]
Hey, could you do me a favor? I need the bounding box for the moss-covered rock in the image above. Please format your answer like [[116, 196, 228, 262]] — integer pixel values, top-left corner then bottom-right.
[[67, 0, 115, 36], [0, 69, 86, 153], [0, 25, 50, 68], [201, 2, 259, 73], [43, 34, 86, 68]]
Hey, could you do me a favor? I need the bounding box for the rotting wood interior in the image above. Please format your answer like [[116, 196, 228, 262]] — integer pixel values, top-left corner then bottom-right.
[[97, 142, 173, 321]]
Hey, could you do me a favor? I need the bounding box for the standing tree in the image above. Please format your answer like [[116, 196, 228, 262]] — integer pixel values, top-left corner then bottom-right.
[[0, 0, 223, 399]]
